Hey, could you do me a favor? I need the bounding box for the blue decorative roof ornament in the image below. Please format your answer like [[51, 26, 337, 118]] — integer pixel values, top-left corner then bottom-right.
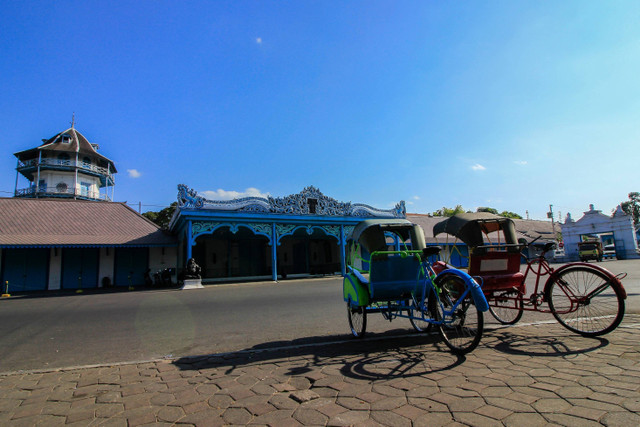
[[177, 184, 405, 218]]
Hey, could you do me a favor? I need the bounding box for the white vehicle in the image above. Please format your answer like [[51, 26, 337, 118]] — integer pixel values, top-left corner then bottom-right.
[[603, 244, 616, 260]]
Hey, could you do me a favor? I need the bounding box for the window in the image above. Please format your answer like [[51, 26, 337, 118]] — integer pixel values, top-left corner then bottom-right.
[[81, 182, 90, 197], [307, 198, 318, 214], [61, 134, 71, 144]]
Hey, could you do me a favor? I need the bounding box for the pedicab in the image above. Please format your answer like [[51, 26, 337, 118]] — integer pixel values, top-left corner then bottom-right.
[[433, 213, 626, 336], [342, 219, 489, 354]]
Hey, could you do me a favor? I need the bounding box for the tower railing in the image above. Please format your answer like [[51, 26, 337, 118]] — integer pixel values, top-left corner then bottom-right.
[[14, 186, 112, 201], [17, 158, 113, 177]]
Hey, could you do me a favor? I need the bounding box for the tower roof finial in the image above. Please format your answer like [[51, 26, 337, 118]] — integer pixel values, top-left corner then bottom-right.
[[70, 112, 75, 129]]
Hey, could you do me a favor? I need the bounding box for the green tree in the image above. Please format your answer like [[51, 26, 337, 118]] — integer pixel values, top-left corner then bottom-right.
[[142, 202, 177, 230], [620, 192, 640, 225], [500, 211, 523, 219], [432, 205, 466, 217], [477, 207, 522, 219], [476, 207, 498, 214], [433, 205, 522, 219]]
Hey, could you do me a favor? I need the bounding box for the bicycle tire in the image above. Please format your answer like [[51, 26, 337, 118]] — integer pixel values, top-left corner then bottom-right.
[[347, 303, 367, 338], [409, 309, 433, 332], [547, 266, 625, 336], [487, 289, 524, 325], [432, 274, 483, 355]]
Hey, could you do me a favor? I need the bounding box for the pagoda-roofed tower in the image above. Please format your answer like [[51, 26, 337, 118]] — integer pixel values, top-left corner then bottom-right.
[[13, 125, 116, 201]]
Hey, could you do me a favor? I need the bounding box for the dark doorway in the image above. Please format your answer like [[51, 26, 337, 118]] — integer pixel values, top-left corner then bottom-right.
[[114, 247, 149, 287], [1, 248, 49, 292], [192, 227, 270, 280], [61, 248, 99, 289]]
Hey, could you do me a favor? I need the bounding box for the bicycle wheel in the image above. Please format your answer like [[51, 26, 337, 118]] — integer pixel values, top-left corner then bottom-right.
[[409, 307, 433, 333], [347, 303, 367, 338], [547, 267, 625, 336], [432, 274, 484, 355], [488, 289, 524, 325]]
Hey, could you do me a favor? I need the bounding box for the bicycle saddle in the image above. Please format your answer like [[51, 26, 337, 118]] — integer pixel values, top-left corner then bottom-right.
[[423, 246, 442, 258], [533, 242, 556, 252]]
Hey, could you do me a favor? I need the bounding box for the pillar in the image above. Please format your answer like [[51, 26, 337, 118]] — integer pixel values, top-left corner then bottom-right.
[[271, 223, 278, 282], [340, 224, 346, 276], [186, 220, 193, 261]]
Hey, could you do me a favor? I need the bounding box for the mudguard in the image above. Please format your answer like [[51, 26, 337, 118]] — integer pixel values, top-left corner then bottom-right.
[[437, 268, 489, 312], [343, 273, 370, 307]]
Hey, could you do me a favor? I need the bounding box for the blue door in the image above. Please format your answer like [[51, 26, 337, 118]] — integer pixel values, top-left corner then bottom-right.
[[61, 248, 99, 289], [1, 248, 49, 292], [114, 247, 148, 287]]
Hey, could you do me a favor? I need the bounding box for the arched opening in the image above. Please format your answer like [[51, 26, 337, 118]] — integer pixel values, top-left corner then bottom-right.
[[278, 228, 340, 278], [192, 226, 271, 281]]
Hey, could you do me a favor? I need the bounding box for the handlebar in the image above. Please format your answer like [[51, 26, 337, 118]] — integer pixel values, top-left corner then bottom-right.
[[527, 235, 542, 247]]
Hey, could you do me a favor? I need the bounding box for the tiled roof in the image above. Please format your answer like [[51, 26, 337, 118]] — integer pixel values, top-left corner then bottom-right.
[[0, 198, 176, 247], [407, 213, 560, 244]]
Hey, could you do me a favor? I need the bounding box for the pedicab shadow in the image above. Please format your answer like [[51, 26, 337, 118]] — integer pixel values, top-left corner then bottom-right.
[[488, 328, 609, 357], [172, 329, 465, 381]]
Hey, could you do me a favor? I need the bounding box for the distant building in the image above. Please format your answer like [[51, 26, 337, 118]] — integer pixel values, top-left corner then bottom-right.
[[561, 204, 639, 261], [1, 124, 176, 293]]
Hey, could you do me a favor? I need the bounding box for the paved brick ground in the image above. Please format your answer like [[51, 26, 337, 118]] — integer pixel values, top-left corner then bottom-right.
[[1, 315, 639, 426]]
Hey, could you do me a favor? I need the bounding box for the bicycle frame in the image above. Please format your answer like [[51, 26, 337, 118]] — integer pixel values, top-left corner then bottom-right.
[[412, 260, 473, 327], [355, 253, 474, 327], [485, 250, 626, 314]]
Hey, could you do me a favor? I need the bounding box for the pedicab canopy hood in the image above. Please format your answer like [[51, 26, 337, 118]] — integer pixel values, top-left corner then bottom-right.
[[433, 213, 518, 247], [349, 219, 427, 253]]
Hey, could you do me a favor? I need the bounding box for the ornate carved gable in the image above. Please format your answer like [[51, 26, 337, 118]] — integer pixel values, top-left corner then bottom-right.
[[177, 184, 405, 218]]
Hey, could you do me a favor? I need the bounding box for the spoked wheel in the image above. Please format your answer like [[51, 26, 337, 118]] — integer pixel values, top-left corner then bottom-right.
[[547, 267, 625, 336], [431, 274, 483, 355], [347, 303, 367, 338], [409, 308, 433, 333], [488, 289, 524, 325]]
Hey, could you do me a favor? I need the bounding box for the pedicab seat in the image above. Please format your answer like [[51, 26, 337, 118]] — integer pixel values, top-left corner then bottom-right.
[[468, 245, 525, 292], [368, 253, 421, 301]]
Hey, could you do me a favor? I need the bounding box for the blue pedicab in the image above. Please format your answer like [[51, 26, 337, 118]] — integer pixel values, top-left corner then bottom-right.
[[343, 219, 489, 355]]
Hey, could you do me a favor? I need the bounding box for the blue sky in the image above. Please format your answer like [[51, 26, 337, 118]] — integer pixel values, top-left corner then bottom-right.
[[1, 1, 638, 221]]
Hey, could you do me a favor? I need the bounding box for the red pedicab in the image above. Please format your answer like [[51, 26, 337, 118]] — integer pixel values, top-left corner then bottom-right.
[[433, 213, 626, 337]]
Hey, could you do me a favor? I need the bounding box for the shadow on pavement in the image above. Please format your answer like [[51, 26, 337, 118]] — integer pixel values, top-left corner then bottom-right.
[[488, 327, 609, 357], [172, 329, 465, 381]]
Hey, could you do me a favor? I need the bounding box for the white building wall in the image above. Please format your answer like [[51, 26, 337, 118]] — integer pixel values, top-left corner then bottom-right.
[[48, 248, 62, 290], [98, 247, 115, 287], [149, 246, 178, 281], [39, 170, 101, 198], [561, 205, 639, 261]]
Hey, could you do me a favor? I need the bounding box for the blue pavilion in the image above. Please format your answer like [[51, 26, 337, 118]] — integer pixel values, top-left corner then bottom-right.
[[169, 185, 406, 282]]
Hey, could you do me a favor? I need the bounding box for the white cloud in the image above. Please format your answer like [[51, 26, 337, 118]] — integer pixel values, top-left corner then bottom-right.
[[514, 160, 528, 165], [201, 187, 270, 201], [413, 196, 420, 200], [127, 169, 142, 178], [256, 37, 262, 44], [471, 164, 486, 171]]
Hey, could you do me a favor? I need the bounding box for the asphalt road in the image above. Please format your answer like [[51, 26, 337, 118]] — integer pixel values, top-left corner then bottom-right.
[[1, 259, 638, 374]]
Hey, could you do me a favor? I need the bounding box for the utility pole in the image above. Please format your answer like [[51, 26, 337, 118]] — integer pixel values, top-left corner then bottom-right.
[[548, 204, 556, 240]]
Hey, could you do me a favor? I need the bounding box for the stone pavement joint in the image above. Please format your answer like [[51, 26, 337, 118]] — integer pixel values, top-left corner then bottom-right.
[[0, 314, 639, 426]]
